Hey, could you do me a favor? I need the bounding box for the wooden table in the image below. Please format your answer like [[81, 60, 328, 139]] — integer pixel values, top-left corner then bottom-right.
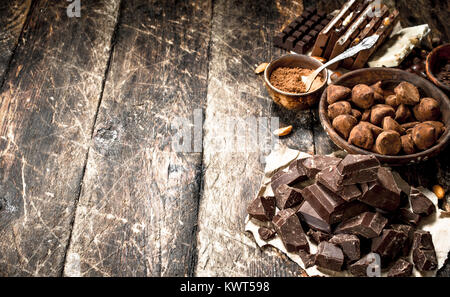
[[0, 0, 448, 277]]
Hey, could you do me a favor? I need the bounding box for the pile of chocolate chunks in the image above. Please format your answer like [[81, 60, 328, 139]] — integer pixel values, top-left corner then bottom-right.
[[248, 154, 438, 276]]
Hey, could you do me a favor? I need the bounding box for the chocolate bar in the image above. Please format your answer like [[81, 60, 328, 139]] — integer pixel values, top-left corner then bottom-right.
[[351, 10, 400, 69], [329, 234, 361, 263], [371, 229, 407, 265], [274, 7, 332, 54], [273, 208, 309, 253], [359, 167, 401, 212], [412, 230, 438, 271], [335, 212, 387, 239], [301, 183, 347, 224], [274, 184, 303, 209], [409, 187, 435, 216], [315, 242, 344, 271], [387, 258, 413, 277], [328, 2, 380, 70], [341, 5, 389, 68], [247, 196, 276, 222], [311, 0, 364, 59]]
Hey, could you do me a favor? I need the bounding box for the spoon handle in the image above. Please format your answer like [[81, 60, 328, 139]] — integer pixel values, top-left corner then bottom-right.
[[315, 34, 381, 76], [304, 35, 380, 93]]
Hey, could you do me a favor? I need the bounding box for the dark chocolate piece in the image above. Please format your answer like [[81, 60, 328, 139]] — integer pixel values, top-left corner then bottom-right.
[[274, 184, 303, 209], [409, 187, 435, 216], [337, 154, 380, 176], [334, 201, 370, 223], [412, 230, 438, 272], [299, 250, 315, 268], [359, 167, 401, 212], [297, 201, 331, 233], [314, 242, 344, 271], [349, 252, 380, 277], [371, 229, 407, 266], [317, 167, 362, 202], [258, 227, 276, 241], [247, 196, 276, 222], [387, 258, 413, 277], [272, 208, 309, 253], [341, 168, 379, 186], [396, 208, 421, 226], [335, 212, 387, 239], [329, 234, 360, 263], [302, 155, 341, 179], [301, 183, 346, 224], [391, 224, 415, 257], [316, 166, 344, 192], [274, 8, 328, 54], [336, 184, 362, 202], [290, 158, 308, 175], [271, 165, 308, 193], [307, 229, 332, 244]]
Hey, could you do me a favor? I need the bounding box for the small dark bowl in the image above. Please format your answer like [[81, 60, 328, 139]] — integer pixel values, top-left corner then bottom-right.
[[319, 68, 450, 165], [264, 54, 328, 110], [426, 43, 450, 93]]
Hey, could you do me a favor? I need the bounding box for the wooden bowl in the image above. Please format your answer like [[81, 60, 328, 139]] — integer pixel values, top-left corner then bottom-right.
[[264, 54, 328, 110], [426, 43, 450, 93], [319, 68, 450, 165]]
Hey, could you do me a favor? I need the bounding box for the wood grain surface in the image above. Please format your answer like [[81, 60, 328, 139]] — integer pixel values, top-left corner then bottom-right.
[[0, 0, 120, 276], [64, 0, 212, 277], [0, 0, 31, 83], [195, 0, 313, 277], [0, 0, 448, 277]]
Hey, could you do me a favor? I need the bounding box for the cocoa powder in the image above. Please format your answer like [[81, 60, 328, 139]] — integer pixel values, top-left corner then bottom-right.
[[269, 67, 324, 94]]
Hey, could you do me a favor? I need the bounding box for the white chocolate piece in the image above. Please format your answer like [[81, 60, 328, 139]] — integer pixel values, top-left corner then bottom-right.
[[368, 24, 430, 68]]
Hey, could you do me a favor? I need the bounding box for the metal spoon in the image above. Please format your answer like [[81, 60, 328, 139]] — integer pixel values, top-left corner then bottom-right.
[[302, 35, 380, 93]]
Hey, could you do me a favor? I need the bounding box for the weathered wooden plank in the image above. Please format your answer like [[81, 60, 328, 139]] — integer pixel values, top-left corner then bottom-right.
[[0, 0, 120, 276], [195, 0, 313, 277], [64, 0, 212, 276], [0, 0, 31, 82]]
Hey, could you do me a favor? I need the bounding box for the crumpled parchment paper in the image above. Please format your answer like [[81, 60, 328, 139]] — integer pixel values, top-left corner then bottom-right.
[[245, 145, 450, 277]]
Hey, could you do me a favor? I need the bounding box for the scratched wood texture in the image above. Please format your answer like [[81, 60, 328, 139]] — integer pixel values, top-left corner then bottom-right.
[[195, 0, 314, 277], [63, 0, 211, 277], [0, 0, 449, 277], [0, 0, 120, 276], [0, 0, 31, 83]]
